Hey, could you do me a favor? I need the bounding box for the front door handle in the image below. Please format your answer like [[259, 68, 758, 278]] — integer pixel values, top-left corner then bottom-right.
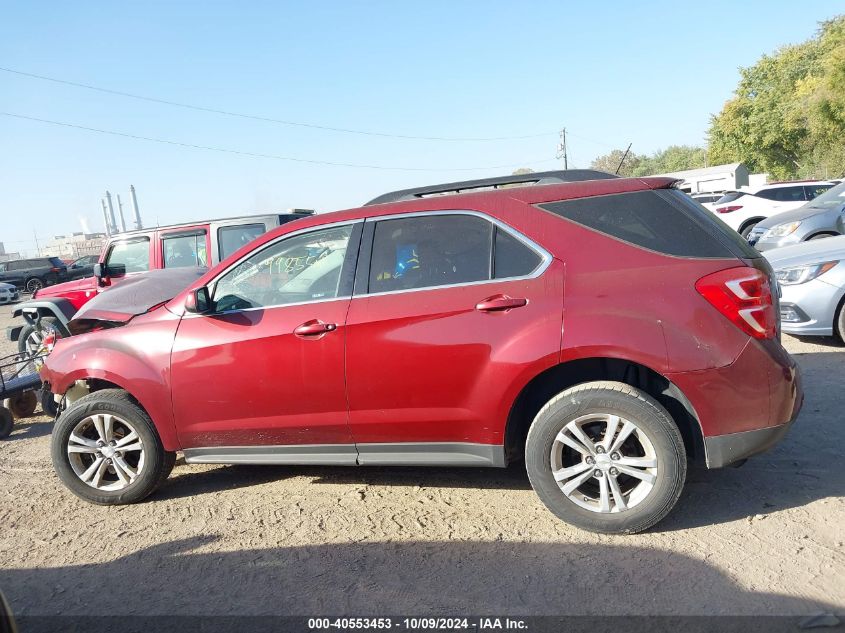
[[294, 320, 337, 337], [475, 294, 528, 312]]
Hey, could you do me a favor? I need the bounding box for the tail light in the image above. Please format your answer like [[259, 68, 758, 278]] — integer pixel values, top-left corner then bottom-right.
[[717, 205, 743, 214], [42, 330, 58, 352], [695, 267, 776, 339]]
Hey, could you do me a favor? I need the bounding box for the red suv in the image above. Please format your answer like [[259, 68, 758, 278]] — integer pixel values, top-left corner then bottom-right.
[[41, 171, 803, 534]]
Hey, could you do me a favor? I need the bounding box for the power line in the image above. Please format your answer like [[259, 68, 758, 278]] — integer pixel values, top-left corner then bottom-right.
[[0, 66, 554, 142], [0, 111, 559, 172]]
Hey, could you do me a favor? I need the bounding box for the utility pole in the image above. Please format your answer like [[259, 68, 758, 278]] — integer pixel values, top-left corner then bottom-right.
[[116, 194, 127, 233], [101, 199, 112, 237], [33, 230, 40, 256], [556, 128, 568, 169]]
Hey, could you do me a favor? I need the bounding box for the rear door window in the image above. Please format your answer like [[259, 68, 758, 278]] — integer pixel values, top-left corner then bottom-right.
[[493, 227, 542, 279], [218, 223, 267, 261], [105, 238, 150, 274], [805, 184, 833, 200], [367, 215, 493, 293], [162, 231, 208, 268]]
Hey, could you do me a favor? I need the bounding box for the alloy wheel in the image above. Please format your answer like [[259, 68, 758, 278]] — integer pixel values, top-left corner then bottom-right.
[[550, 413, 658, 513], [26, 279, 43, 293], [66, 413, 146, 491]]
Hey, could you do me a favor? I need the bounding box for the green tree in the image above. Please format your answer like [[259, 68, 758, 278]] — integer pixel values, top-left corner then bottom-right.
[[589, 149, 642, 177], [632, 145, 708, 176], [709, 15, 845, 179]]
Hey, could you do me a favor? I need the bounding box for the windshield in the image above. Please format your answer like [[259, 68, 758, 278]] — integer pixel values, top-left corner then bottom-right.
[[715, 191, 746, 205], [806, 181, 845, 209]]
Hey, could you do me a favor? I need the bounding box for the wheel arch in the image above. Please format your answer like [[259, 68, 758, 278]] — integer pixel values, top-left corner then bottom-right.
[[739, 217, 766, 235], [804, 231, 839, 241], [504, 356, 704, 466], [48, 366, 180, 452]]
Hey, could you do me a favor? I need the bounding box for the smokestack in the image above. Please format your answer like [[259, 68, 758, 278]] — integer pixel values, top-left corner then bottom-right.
[[116, 194, 127, 232], [130, 185, 143, 230], [105, 191, 118, 234], [101, 200, 112, 237]]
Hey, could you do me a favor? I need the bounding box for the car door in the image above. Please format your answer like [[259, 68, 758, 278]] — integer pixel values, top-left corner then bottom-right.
[[170, 221, 362, 459], [344, 211, 564, 465], [98, 235, 153, 293]]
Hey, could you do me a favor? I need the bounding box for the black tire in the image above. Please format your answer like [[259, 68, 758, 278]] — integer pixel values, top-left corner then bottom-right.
[[0, 407, 13, 440], [25, 278, 44, 294], [835, 299, 845, 343], [4, 391, 37, 418], [525, 380, 687, 534], [51, 389, 176, 505], [40, 387, 59, 418], [17, 316, 62, 356]]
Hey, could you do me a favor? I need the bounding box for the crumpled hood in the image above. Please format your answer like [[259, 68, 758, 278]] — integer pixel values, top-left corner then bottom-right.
[[763, 235, 845, 270], [69, 268, 207, 332]]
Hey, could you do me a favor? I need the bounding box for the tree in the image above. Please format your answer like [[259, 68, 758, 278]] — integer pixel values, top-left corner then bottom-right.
[[590, 146, 707, 177], [511, 168, 535, 175], [590, 149, 642, 177], [709, 15, 845, 179]]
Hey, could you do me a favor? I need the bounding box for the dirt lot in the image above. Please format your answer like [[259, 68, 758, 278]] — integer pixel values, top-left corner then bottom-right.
[[0, 301, 842, 618]]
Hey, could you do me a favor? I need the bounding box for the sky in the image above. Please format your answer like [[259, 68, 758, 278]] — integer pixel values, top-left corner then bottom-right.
[[0, 0, 841, 255]]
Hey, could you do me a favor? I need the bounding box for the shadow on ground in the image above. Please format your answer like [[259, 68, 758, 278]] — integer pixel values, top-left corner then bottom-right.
[[1, 537, 840, 627]]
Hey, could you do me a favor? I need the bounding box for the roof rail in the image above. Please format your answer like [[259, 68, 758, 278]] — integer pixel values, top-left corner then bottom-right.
[[364, 169, 619, 206]]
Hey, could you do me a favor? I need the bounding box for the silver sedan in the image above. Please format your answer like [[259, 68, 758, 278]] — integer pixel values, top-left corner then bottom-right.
[[0, 282, 19, 304], [765, 235, 845, 339]]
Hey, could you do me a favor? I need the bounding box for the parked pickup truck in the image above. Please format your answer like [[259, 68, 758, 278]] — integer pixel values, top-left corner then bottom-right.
[[8, 211, 313, 354]]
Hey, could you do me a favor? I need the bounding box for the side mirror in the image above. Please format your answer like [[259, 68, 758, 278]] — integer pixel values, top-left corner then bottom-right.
[[93, 263, 105, 278], [185, 287, 212, 314]]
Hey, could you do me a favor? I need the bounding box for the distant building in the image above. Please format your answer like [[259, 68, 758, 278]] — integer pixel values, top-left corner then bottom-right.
[[40, 232, 107, 259], [0, 242, 21, 263], [656, 163, 752, 194]]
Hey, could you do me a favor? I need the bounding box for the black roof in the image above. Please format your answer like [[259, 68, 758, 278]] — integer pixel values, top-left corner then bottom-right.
[[365, 169, 618, 206]]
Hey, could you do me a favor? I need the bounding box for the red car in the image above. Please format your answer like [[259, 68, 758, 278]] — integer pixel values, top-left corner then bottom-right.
[[41, 170, 803, 534]]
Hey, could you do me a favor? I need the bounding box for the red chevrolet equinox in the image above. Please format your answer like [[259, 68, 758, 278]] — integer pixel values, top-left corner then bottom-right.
[[41, 170, 803, 534]]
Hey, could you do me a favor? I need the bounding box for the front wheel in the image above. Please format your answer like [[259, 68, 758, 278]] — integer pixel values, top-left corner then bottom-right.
[[525, 381, 687, 534], [51, 389, 176, 505], [18, 316, 62, 356], [739, 223, 758, 239]]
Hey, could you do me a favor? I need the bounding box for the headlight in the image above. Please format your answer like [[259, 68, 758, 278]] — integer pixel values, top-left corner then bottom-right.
[[764, 221, 801, 238], [775, 261, 839, 285]]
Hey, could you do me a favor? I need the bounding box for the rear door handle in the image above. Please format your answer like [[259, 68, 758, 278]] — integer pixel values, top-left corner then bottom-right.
[[475, 294, 528, 312], [294, 320, 337, 337]]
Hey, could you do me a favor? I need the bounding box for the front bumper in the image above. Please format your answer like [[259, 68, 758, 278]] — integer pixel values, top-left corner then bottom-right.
[[778, 277, 844, 337], [0, 293, 19, 304], [751, 233, 801, 252]]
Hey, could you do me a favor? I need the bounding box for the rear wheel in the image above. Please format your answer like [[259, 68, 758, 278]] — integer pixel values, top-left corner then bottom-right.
[[51, 389, 176, 505], [525, 381, 687, 534], [17, 316, 61, 356], [25, 278, 44, 294]]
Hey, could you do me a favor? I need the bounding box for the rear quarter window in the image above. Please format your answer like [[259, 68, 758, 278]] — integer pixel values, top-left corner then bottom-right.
[[539, 189, 758, 259]]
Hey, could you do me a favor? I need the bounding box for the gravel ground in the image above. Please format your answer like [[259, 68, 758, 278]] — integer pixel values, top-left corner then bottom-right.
[[0, 301, 842, 619]]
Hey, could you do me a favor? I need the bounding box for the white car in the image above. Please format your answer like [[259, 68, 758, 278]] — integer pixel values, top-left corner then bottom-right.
[[713, 181, 835, 238], [0, 282, 20, 304]]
